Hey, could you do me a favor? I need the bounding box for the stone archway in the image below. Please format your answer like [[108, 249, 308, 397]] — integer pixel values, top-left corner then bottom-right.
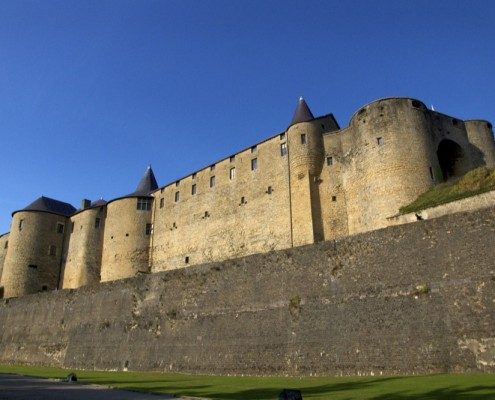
[[436, 139, 466, 181]]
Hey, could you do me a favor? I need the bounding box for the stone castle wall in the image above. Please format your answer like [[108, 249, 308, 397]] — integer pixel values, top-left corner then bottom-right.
[[0, 233, 9, 287], [0, 207, 493, 375]]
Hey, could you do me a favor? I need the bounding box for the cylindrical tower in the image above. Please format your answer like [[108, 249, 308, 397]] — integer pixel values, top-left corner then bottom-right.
[[100, 166, 158, 282], [62, 199, 107, 289], [345, 98, 438, 234], [464, 120, 495, 168], [0, 196, 75, 298], [287, 97, 325, 246]]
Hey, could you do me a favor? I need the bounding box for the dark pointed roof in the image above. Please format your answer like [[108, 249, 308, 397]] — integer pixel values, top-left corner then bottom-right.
[[13, 196, 76, 217], [91, 198, 107, 207], [289, 96, 315, 127], [127, 166, 158, 196]]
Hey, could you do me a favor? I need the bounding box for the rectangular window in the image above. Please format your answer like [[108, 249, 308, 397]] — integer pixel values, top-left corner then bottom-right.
[[4, 241, 8, 249], [185, 256, 189, 264], [280, 142, 288, 156], [41, 285, 48, 291], [267, 186, 272, 194], [18, 219, 24, 231], [251, 158, 258, 171], [240, 196, 246, 204], [332, 196, 337, 202], [174, 191, 180, 202], [251, 145, 257, 153], [229, 167, 236, 180], [300, 134, 307, 144], [377, 137, 384, 145], [136, 197, 152, 211], [145, 223, 153, 235], [95, 218, 101, 229], [326, 156, 333, 166], [49, 245, 56, 256], [57, 223, 64, 234], [191, 184, 197, 195], [160, 198, 164, 208], [210, 176, 216, 187]]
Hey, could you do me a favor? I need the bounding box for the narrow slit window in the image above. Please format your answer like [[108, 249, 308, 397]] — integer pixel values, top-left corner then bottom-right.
[[41, 285, 48, 291], [332, 196, 337, 202], [174, 191, 180, 202], [210, 176, 216, 188], [326, 156, 333, 166], [192, 172, 197, 179], [251, 158, 258, 171], [229, 167, 236, 180], [160, 198, 164, 208], [377, 137, 384, 146], [191, 184, 197, 195], [240, 196, 246, 204], [267, 186, 272, 194], [145, 223, 153, 235], [18, 219, 24, 231], [57, 223, 64, 234], [185, 256, 189, 264], [300, 134, 307, 144], [95, 218, 101, 229], [4, 241, 7, 249]]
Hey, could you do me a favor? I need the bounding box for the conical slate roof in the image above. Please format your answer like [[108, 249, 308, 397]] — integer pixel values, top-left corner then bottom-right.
[[289, 96, 315, 126], [128, 166, 158, 196], [14, 196, 76, 217]]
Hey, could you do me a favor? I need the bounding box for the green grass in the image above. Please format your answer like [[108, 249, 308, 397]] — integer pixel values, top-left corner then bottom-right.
[[399, 167, 495, 214], [1, 364, 494, 399]]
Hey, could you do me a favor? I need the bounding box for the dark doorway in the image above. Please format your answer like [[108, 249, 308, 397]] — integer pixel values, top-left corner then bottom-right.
[[437, 139, 465, 181]]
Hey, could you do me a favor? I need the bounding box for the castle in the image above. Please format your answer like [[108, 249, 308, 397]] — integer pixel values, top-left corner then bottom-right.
[[0, 96, 494, 299]]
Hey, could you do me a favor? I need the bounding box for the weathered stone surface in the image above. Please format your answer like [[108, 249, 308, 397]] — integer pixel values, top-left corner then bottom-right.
[[0, 205, 494, 376]]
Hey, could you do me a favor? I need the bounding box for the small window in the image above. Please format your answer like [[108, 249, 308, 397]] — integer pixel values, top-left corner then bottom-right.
[[95, 218, 101, 229], [41, 285, 48, 291], [240, 196, 246, 205], [279, 133, 286, 140], [174, 191, 180, 202], [191, 184, 197, 195], [160, 198, 164, 208], [280, 142, 288, 156], [210, 176, 216, 188], [429, 167, 435, 181], [137, 197, 152, 211], [321, 124, 325, 129], [377, 137, 384, 146], [251, 145, 257, 153], [145, 223, 153, 235], [251, 158, 258, 171], [326, 156, 333, 166], [300, 134, 307, 144], [210, 164, 215, 171], [192, 172, 197, 179], [229, 167, 236, 180], [49, 245, 56, 256], [230, 155, 235, 162], [19, 219, 24, 231], [4, 240, 8, 249], [71, 222, 75, 232], [185, 256, 189, 264], [332, 196, 337, 202], [28, 264, 38, 269], [57, 223, 64, 234], [267, 186, 272, 194]]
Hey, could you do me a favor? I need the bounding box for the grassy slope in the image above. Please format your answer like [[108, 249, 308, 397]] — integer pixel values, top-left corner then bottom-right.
[[0, 364, 494, 399], [399, 167, 495, 214]]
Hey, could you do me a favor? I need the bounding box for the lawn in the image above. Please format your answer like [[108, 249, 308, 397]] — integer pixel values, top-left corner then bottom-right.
[[399, 166, 495, 214], [0, 364, 494, 399]]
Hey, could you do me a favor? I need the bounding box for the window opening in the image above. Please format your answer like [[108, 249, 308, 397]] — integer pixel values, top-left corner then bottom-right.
[[251, 145, 257, 153], [174, 191, 180, 202], [429, 167, 435, 181], [210, 164, 215, 171], [145, 223, 153, 235], [191, 184, 197, 195], [229, 167, 236, 180], [137, 197, 152, 210], [300, 134, 307, 144], [377, 137, 384, 146], [18, 219, 24, 231], [160, 198, 164, 208], [49, 245, 56, 256], [185, 256, 189, 264], [280, 142, 288, 156], [57, 223, 64, 234], [95, 218, 101, 229], [251, 158, 258, 171], [332, 196, 337, 202], [4, 241, 7, 249], [266, 186, 272, 194], [326, 156, 333, 166], [210, 176, 216, 188], [192, 172, 197, 179]]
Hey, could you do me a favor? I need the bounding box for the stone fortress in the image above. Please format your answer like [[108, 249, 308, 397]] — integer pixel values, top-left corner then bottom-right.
[[0, 96, 494, 299]]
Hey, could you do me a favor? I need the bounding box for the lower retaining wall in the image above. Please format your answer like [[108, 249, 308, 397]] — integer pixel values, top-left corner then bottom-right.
[[0, 207, 494, 376]]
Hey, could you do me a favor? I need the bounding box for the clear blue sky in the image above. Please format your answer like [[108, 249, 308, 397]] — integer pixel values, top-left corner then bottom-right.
[[1, 0, 494, 232]]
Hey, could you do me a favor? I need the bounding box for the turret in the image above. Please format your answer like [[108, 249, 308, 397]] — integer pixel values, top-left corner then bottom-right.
[[287, 97, 325, 246], [464, 120, 495, 168], [61, 198, 107, 289], [100, 166, 158, 282], [0, 196, 76, 298]]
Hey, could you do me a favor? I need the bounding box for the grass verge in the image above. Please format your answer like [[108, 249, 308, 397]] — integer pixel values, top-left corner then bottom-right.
[[0, 364, 494, 399], [399, 167, 495, 214]]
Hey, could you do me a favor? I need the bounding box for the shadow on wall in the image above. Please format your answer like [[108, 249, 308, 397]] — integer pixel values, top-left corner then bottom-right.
[[437, 139, 468, 181]]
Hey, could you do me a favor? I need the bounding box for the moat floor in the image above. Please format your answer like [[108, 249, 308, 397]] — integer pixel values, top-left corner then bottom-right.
[[0, 374, 177, 400]]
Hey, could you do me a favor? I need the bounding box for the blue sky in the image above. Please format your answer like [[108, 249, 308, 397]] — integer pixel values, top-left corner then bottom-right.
[[0, 0, 494, 232]]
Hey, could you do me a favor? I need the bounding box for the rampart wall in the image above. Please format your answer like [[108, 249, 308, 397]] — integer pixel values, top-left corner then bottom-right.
[[0, 207, 493, 376]]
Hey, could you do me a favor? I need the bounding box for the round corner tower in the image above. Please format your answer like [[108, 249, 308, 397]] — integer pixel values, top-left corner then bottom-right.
[[464, 120, 495, 168], [62, 199, 107, 289], [0, 196, 75, 298], [345, 98, 438, 233], [100, 167, 158, 282], [286, 97, 325, 246]]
